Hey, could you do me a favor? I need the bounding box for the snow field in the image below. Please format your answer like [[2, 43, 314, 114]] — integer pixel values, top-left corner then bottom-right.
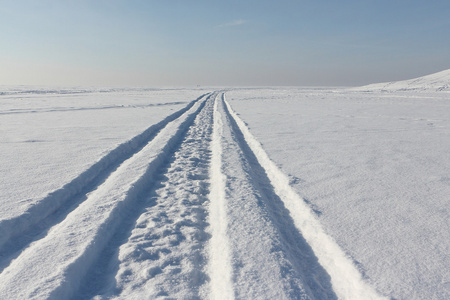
[[226, 87, 450, 300], [0, 92, 207, 253], [224, 95, 385, 300], [0, 88, 396, 299], [0, 93, 210, 299], [0, 88, 209, 245]]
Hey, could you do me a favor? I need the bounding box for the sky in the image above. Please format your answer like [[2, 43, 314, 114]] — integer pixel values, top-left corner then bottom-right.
[[1, 0, 450, 87]]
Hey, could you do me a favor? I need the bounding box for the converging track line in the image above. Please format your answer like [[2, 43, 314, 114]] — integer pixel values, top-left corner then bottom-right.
[[0, 90, 387, 300], [79, 92, 217, 299]]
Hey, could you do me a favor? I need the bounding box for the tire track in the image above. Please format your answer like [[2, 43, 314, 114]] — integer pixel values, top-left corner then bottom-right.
[[0, 90, 387, 299], [0, 93, 212, 300], [223, 93, 386, 300], [0, 93, 209, 273], [80, 92, 216, 299], [215, 93, 329, 299]]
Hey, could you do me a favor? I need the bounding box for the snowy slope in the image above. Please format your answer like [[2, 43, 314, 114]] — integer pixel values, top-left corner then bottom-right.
[[354, 69, 450, 92]]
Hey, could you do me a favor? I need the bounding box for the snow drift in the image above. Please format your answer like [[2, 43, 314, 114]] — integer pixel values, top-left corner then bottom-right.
[[353, 69, 450, 92]]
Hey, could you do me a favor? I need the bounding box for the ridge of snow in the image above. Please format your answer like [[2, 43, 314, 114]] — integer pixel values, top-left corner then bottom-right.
[[208, 93, 234, 299]]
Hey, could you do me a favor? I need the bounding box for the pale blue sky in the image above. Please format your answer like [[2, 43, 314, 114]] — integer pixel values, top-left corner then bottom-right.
[[2, 0, 450, 86]]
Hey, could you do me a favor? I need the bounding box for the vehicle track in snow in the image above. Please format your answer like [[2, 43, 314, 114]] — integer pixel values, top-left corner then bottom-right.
[[0, 93, 209, 263], [0, 91, 385, 299], [215, 94, 334, 299], [0, 93, 211, 299], [78, 91, 215, 299]]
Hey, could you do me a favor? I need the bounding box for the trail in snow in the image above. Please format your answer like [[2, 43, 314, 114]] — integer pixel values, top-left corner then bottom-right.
[[0, 93, 208, 274], [80, 92, 216, 299], [0, 94, 210, 299], [218, 93, 323, 299], [224, 95, 386, 300], [0, 90, 386, 299]]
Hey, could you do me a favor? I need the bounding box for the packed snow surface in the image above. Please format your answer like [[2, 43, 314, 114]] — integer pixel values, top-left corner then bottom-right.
[[0, 82, 449, 299]]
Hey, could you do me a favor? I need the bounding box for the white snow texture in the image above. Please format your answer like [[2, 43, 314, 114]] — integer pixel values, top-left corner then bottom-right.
[[1, 69, 449, 299]]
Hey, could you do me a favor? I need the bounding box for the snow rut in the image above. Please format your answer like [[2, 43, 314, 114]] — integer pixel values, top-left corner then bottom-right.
[[222, 94, 386, 300], [83, 92, 216, 299], [0, 91, 385, 300], [215, 94, 334, 300], [0, 93, 208, 258], [0, 93, 211, 299]]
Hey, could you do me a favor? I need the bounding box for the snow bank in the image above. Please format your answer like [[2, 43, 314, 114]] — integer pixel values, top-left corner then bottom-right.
[[353, 69, 450, 92]]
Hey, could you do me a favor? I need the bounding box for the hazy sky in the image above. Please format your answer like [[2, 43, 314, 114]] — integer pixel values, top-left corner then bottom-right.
[[2, 0, 450, 86]]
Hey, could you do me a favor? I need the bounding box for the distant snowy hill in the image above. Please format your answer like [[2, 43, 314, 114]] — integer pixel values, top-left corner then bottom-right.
[[354, 69, 450, 92]]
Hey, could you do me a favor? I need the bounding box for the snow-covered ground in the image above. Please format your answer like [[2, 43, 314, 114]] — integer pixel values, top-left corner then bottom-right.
[[227, 86, 450, 300], [0, 73, 449, 299], [0, 87, 209, 222]]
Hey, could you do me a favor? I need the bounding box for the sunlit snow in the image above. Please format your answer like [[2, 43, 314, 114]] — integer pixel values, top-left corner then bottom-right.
[[1, 70, 449, 299]]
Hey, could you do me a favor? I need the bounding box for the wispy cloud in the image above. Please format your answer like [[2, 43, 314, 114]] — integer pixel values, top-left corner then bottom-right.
[[217, 19, 247, 28]]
